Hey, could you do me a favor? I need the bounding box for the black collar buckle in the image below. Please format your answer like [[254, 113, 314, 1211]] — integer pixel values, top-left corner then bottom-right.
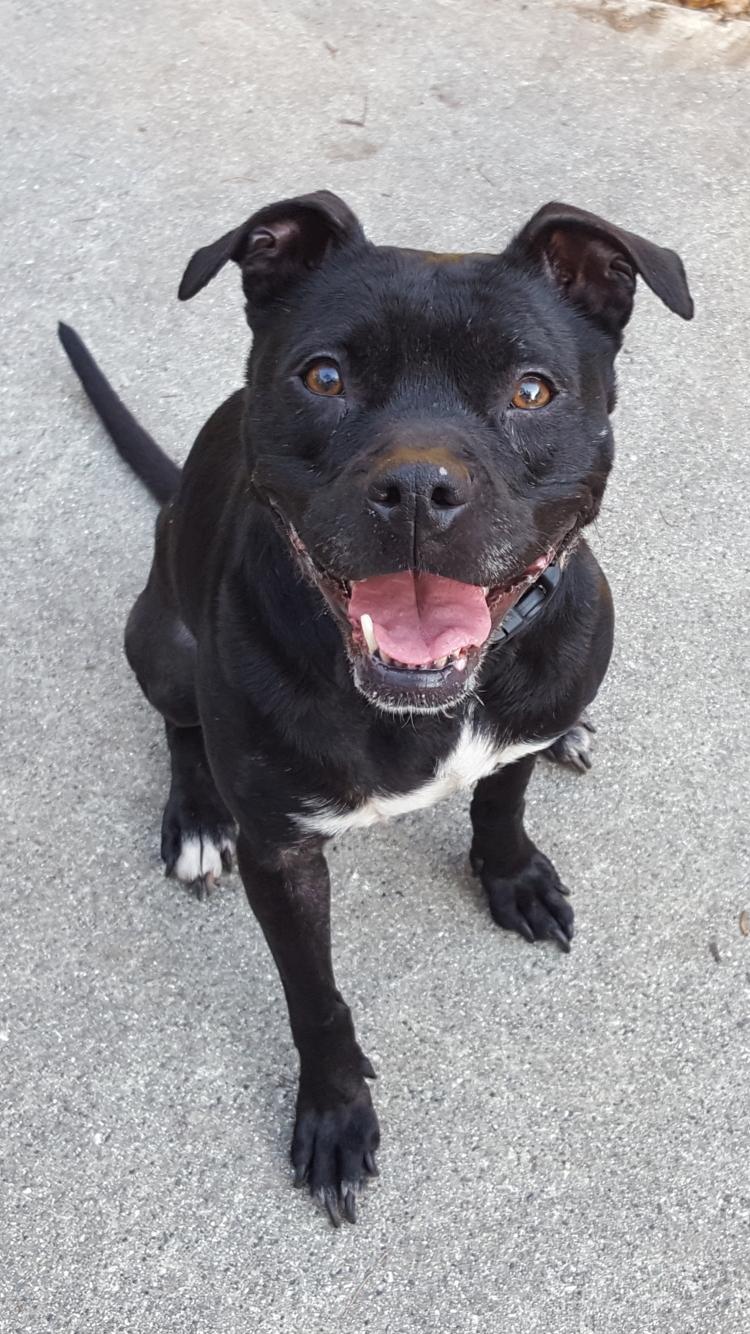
[[492, 560, 561, 648]]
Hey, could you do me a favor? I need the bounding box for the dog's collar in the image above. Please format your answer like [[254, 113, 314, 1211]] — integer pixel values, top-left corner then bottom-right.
[[492, 560, 562, 647]]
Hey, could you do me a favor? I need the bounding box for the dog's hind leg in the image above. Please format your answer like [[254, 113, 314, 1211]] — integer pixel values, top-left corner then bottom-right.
[[160, 722, 236, 899], [543, 711, 596, 774], [124, 524, 235, 896]]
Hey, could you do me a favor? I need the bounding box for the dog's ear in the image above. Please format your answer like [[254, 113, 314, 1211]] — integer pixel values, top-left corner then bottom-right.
[[178, 190, 365, 308], [509, 202, 693, 336]]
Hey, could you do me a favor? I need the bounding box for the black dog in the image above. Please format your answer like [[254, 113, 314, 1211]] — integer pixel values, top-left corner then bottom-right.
[[59, 192, 692, 1225]]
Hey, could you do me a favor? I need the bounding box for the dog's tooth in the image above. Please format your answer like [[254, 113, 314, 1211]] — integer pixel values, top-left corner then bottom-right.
[[380, 650, 392, 665], [433, 656, 448, 669], [454, 655, 467, 672], [360, 613, 378, 655]]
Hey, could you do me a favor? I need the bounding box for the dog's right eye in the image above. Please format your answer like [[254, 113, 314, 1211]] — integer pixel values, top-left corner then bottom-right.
[[303, 360, 344, 397]]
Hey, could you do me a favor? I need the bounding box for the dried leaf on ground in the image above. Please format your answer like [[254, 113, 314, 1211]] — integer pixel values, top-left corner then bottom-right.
[[667, 0, 750, 15]]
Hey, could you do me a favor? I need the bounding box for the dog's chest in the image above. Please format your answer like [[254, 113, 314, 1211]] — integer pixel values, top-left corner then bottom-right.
[[297, 724, 551, 837]]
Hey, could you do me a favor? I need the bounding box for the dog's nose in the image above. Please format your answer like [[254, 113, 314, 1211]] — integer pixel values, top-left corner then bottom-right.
[[367, 459, 473, 533]]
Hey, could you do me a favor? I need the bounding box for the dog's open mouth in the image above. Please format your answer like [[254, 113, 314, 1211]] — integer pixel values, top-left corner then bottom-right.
[[349, 562, 550, 666], [287, 523, 563, 710], [280, 509, 580, 710], [348, 561, 553, 709]]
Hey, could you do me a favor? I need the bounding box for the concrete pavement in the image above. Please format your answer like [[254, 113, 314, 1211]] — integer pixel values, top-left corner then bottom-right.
[[2, 1, 750, 1330]]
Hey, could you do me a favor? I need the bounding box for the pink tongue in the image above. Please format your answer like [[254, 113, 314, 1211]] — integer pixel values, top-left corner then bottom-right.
[[349, 572, 491, 665]]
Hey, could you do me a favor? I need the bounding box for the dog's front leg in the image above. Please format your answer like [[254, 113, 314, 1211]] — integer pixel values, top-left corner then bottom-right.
[[236, 834, 379, 1225], [470, 754, 574, 952]]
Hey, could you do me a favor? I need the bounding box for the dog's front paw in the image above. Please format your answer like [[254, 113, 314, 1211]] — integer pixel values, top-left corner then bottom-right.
[[291, 1079, 380, 1227], [477, 848, 574, 952]]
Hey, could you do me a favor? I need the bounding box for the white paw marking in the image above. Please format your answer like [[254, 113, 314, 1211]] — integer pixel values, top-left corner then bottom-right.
[[298, 722, 557, 837], [174, 833, 234, 884]]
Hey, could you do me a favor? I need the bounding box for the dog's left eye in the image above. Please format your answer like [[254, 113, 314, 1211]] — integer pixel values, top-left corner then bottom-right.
[[510, 375, 554, 410], [303, 360, 344, 397]]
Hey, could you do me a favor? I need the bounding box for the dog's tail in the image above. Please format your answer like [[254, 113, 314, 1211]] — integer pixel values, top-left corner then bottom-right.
[[58, 322, 181, 505]]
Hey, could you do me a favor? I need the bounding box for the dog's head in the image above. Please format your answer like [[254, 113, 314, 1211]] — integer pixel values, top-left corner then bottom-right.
[[179, 191, 692, 714]]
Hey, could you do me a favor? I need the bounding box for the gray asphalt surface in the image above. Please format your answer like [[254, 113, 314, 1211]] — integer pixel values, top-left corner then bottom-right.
[[3, 1, 750, 1330]]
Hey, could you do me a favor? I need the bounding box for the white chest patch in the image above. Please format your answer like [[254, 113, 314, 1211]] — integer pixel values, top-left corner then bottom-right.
[[297, 724, 555, 838]]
